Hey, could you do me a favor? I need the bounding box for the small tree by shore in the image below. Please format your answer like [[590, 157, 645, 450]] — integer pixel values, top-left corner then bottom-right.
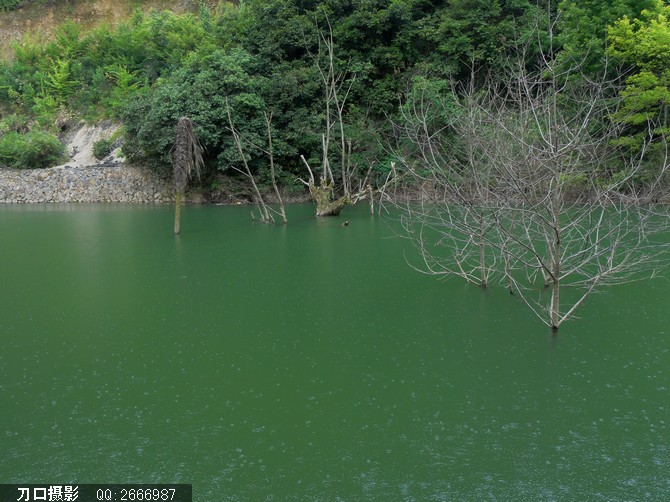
[[298, 11, 402, 217]]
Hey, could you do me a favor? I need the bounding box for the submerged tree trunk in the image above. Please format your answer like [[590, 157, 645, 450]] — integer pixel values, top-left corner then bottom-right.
[[300, 155, 401, 218], [478, 210, 487, 288], [310, 182, 348, 216], [265, 112, 287, 224], [551, 278, 560, 331], [369, 185, 374, 215], [550, 216, 561, 331], [316, 198, 348, 216], [174, 190, 182, 234]]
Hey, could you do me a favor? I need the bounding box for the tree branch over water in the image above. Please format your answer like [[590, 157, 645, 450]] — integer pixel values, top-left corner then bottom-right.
[[387, 23, 670, 330]]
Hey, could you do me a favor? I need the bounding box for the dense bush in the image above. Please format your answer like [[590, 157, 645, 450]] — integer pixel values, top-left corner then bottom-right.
[[122, 48, 320, 178], [92, 138, 114, 160], [0, 1, 554, 173], [0, 131, 67, 169], [118, 0, 555, 181]]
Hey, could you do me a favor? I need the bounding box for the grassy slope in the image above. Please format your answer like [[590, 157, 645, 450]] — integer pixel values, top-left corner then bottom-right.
[[0, 0, 225, 61]]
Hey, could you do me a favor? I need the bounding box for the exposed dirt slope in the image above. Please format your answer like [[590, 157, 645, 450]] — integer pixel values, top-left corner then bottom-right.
[[58, 120, 123, 166], [0, 0, 225, 60]]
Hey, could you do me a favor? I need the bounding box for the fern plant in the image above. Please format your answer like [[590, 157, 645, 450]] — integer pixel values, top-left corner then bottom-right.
[[0, 0, 20, 12], [46, 59, 77, 102]]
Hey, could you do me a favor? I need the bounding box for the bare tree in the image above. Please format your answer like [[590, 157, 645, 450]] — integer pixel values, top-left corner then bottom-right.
[[225, 98, 276, 223], [223, 100, 288, 224], [482, 49, 670, 330], [264, 111, 287, 224], [386, 74, 504, 288], [171, 117, 204, 235], [298, 11, 399, 217], [389, 37, 670, 330]]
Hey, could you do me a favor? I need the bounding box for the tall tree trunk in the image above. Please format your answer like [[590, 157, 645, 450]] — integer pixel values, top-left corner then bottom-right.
[[505, 240, 513, 294], [551, 215, 561, 331], [479, 210, 487, 288], [551, 274, 560, 331], [265, 112, 286, 224], [505, 208, 517, 294], [174, 190, 182, 234], [550, 156, 560, 330], [550, 3, 561, 331]]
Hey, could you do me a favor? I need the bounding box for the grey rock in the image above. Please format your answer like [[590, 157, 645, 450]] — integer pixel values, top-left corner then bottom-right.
[[0, 165, 173, 204]]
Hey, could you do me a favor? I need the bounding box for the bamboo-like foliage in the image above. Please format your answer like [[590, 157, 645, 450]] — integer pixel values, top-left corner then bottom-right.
[[171, 117, 204, 235]]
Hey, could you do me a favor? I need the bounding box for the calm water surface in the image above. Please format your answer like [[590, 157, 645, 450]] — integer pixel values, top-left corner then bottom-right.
[[1, 203, 668, 501]]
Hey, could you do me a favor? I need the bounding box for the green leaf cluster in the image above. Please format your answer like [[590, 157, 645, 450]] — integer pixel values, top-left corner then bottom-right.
[[92, 137, 115, 160], [0, 131, 67, 169], [0, 8, 216, 124], [559, 0, 655, 75], [0, 0, 19, 11], [608, 0, 670, 149], [117, 0, 545, 181]]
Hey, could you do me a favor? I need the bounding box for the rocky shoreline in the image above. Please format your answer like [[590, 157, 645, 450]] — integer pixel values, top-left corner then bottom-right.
[[0, 162, 317, 205], [0, 162, 176, 204], [0, 118, 316, 205]]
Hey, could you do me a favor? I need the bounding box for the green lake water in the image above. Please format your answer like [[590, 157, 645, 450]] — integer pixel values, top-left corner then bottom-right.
[[1, 202, 669, 501]]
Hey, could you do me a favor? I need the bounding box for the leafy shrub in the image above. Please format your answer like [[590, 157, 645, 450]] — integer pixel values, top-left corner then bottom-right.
[[0, 114, 29, 134], [121, 48, 270, 172], [0, 131, 67, 169], [92, 137, 114, 160], [0, 0, 20, 11], [121, 48, 322, 177]]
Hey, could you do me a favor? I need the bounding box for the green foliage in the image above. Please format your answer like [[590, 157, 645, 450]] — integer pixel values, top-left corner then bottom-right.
[[0, 113, 29, 134], [46, 59, 77, 102], [122, 48, 275, 172], [217, 0, 543, 111], [50, 21, 87, 60], [92, 138, 114, 160], [0, 131, 67, 169], [98, 64, 148, 119], [31, 94, 60, 128], [559, 0, 655, 75], [2, 8, 216, 127], [0, 0, 19, 11], [401, 76, 456, 130], [608, 1, 670, 148], [1, 0, 648, 186], [559, 171, 588, 187], [608, 0, 670, 71]]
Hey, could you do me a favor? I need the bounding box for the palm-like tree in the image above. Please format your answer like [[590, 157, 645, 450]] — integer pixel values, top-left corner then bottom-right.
[[171, 117, 204, 234]]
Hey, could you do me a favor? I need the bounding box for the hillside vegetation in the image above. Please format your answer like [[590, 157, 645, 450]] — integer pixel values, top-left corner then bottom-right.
[[0, 0, 667, 191]]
